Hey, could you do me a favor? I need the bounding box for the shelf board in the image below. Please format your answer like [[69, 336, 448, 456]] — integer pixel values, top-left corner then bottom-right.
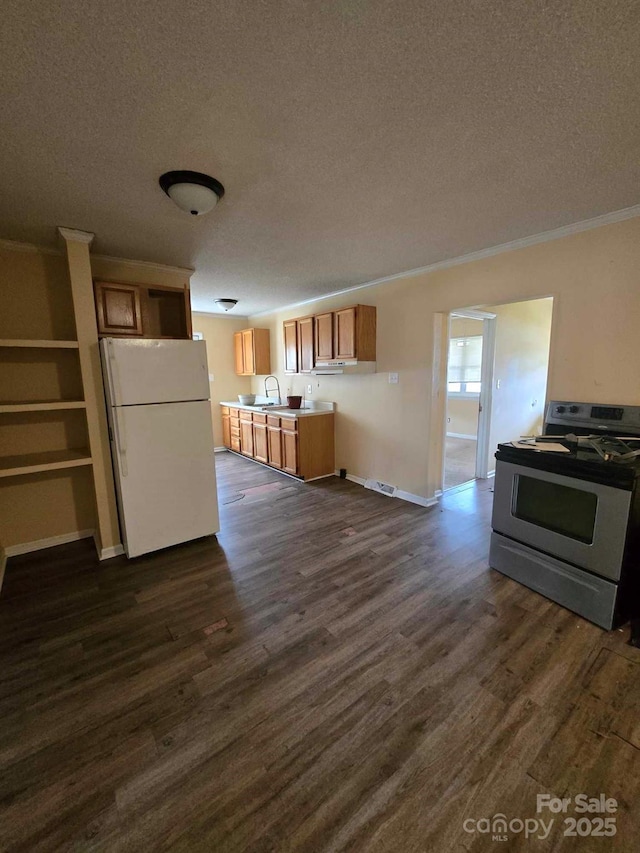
[[0, 449, 93, 479], [0, 400, 86, 414], [0, 339, 79, 349]]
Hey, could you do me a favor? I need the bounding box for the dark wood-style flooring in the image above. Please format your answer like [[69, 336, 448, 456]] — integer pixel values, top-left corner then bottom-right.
[[1, 453, 639, 851]]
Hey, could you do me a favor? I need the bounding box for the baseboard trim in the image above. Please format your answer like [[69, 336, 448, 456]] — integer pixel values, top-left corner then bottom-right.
[[335, 470, 367, 486], [395, 489, 439, 508], [446, 432, 478, 441], [98, 543, 125, 560], [214, 446, 228, 453], [5, 529, 95, 557], [335, 471, 438, 508]]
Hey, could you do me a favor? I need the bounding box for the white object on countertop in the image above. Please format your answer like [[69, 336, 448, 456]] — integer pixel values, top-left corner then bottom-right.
[[101, 338, 219, 558]]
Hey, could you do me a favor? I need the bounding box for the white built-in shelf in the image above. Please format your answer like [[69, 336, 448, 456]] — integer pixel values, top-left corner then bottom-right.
[[0, 400, 86, 414], [0, 339, 79, 349], [0, 449, 93, 479]]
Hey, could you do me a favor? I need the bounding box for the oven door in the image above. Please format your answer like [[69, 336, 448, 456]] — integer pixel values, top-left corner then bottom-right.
[[492, 460, 632, 581]]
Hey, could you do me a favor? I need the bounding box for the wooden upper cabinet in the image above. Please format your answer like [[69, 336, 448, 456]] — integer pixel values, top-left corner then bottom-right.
[[234, 332, 244, 375], [283, 320, 298, 374], [297, 316, 315, 374], [315, 312, 333, 362], [334, 308, 356, 360], [334, 305, 377, 362], [284, 304, 376, 373], [94, 280, 191, 339], [234, 328, 271, 376], [94, 281, 143, 336], [242, 329, 255, 375]]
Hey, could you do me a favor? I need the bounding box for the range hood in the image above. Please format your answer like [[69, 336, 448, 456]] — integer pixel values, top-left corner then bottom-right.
[[311, 360, 376, 376]]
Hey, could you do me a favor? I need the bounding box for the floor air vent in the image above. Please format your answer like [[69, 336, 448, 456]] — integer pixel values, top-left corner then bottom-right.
[[364, 479, 397, 497]]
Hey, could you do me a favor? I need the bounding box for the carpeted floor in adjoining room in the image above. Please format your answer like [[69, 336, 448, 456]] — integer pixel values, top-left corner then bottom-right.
[[444, 435, 477, 490]]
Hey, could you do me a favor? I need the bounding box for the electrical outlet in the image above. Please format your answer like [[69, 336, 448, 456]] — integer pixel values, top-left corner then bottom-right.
[[496, 379, 501, 389], [208, 373, 214, 382], [307, 384, 312, 394], [388, 372, 399, 384]]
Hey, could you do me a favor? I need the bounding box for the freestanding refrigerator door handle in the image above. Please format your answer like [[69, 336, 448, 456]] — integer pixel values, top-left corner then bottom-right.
[[113, 408, 128, 477], [106, 338, 124, 407]]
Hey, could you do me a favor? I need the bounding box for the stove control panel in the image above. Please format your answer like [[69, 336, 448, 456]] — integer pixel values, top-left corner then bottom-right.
[[551, 403, 585, 418], [546, 401, 640, 434]]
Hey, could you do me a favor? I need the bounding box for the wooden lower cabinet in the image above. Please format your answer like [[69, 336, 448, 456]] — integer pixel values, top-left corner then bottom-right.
[[222, 414, 231, 448], [221, 407, 334, 479], [267, 426, 282, 469], [240, 419, 254, 457], [253, 422, 268, 463], [282, 429, 298, 475]]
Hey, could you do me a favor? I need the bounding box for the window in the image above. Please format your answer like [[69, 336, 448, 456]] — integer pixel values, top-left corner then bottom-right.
[[448, 335, 482, 396]]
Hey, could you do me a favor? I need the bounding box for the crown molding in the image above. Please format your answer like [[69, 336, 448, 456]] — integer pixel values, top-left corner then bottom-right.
[[58, 227, 94, 245], [0, 237, 62, 256], [249, 203, 640, 318], [0, 235, 193, 275], [191, 309, 250, 321], [90, 253, 194, 276]]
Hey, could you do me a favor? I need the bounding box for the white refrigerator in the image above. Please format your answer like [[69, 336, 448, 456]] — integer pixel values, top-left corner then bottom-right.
[[100, 338, 220, 558]]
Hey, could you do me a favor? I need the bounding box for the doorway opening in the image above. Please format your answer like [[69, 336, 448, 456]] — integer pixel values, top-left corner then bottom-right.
[[442, 297, 553, 492]]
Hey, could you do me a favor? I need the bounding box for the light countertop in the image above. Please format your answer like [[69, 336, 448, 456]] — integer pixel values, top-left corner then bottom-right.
[[220, 399, 335, 418]]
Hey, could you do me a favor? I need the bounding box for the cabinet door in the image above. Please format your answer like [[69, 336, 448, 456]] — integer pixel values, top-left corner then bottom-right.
[[240, 419, 254, 456], [234, 332, 245, 375], [283, 320, 298, 374], [242, 329, 255, 375], [267, 426, 282, 469], [315, 312, 333, 362], [282, 429, 298, 475], [95, 281, 143, 336], [222, 415, 231, 448], [297, 316, 315, 374], [334, 308, 356, 360], [253, 422, 268, 463]]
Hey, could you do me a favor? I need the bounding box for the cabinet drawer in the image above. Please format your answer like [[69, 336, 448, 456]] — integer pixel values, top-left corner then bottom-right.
[[230, 417, 240, 428], [280, 418, 298, 431], [229, 408, 239, 418], [267, 415, 280, 428], [252, 413, 267, 424], [230, 436, 241, 453], [221, 406, 230, 416], [240, 410, 253, 421], [230, 425, 241, 438]]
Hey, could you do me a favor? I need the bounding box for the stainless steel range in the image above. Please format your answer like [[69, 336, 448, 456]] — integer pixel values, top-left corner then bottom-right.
[[489, 401, 640, 629]]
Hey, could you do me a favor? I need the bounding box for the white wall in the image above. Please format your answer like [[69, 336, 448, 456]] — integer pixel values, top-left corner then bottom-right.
[[487, 298, 553, 465], [248, 216, 640, 501]]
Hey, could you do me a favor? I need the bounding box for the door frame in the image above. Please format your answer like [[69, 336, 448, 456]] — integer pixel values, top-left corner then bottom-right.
[[445, 309, 497, 485]]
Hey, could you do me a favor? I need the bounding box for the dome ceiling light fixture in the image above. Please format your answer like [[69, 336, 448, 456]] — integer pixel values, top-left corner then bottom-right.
[[215, 298, 238, 312], [159, 170, 225, 216]]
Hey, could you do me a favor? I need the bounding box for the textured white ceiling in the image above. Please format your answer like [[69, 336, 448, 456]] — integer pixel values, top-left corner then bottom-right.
[[1, 1, 639, 315]]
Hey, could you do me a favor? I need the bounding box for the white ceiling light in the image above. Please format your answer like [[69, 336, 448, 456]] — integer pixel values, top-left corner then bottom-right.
[[215, 299, 238, 311], [159, 170, 225, 216]]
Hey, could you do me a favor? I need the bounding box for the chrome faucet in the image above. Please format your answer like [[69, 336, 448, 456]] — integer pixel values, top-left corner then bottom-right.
[[264, 375, 281, 404]]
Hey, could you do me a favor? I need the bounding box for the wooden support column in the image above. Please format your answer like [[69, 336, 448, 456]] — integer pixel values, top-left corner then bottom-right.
[[58, 227, 122, 559]]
